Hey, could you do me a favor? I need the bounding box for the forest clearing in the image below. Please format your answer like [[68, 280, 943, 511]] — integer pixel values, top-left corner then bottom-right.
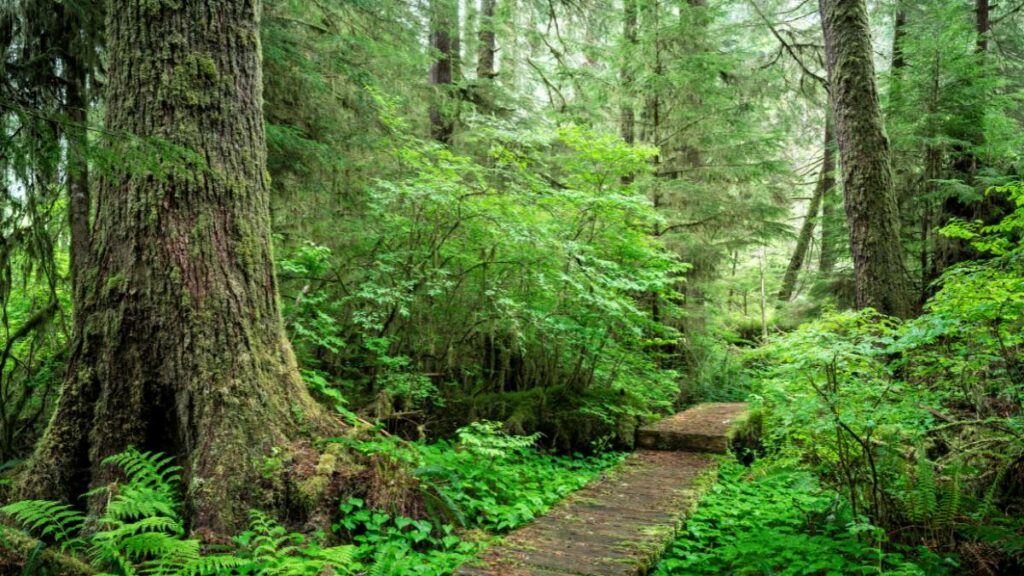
[[1, 0, 1022, 574]]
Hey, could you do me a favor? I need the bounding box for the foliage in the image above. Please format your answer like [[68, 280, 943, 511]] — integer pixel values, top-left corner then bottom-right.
[[748, 207, 1024, 569], [1, 431, 620, 575], [278, 118, 685, 449], [1, 447, 360, 575], [340, 420, 624, 534], [652, 461, 931, 576]]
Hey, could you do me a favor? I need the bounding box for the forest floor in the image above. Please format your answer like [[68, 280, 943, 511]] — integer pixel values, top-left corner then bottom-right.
[[453, 403, 749, 576]]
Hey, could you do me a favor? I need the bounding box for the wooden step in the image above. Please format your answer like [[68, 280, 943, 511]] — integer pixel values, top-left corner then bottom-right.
[[453, 403, 753, 576], [635, 402, 749, 454], [453, 450, 717, 576]]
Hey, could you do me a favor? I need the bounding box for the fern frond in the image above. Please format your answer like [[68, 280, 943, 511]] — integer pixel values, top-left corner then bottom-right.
[[170, 554, 247, 576], [936, 464, 961, 529], [0, 499, 86, 550], [908, 451, 936, 524]]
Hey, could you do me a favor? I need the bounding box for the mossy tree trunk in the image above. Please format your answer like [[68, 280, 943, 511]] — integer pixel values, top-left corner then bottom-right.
[[18, 0, 336, 533], [429, 0, 460, 143], [819, 0, 913, 318], [477, 0, 497, 81], [778, 117, 834, 301]]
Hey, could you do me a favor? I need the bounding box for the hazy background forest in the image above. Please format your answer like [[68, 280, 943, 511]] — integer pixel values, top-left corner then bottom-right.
[[1, 0, 1023, 574]]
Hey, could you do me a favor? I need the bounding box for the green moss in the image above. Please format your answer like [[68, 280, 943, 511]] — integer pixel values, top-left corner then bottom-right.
[[103, 274, 126, 296], [159, 53, 219, 109]]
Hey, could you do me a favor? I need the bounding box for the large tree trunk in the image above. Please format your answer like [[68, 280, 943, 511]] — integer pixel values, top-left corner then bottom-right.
[[819, 0, 912, 318], [778, 117, 834, 301], [429, 0, 460, 143], [18, 0, 337, 533]]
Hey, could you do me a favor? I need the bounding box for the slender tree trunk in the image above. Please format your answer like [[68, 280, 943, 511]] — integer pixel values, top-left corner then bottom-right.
[[759, 247, 768, 341], [19, 0, 338, 532], [430, 0, 460, 143], [932, 1, 991, 278], [779, 117, 834, 301], [819, 0, 912, 317], [891, 4, 907, 72], [620, 0, 637, 147], [477, 0, 497, 80], [63, 38, 90, 327], [639, 0, 660, 150], [976, 0, 989, 53], [818, 119, 839, 275]]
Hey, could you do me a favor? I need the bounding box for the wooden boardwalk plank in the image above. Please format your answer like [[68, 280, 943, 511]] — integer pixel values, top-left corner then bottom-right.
[[453, 403, 748, 576]]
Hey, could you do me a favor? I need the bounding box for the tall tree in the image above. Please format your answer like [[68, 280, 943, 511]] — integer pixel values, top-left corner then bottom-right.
[[18, 0, 337, 532], [819, 0, 912, 317], [976, 0, 990, 52], [429, 0, 460, 143], [477, 0, 497, 81], [620, 0, 637, 147], [778, 117, 834, 301], [59, 0, 101, 325]]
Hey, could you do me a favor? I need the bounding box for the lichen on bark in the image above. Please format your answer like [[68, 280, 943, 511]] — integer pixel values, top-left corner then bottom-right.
[[16, 0, 345, 533], [819, 0, 913, 318]]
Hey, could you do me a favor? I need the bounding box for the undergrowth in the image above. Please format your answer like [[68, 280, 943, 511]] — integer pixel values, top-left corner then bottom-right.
[[0, 423, 620, 575], [652, 460, 938, 576]]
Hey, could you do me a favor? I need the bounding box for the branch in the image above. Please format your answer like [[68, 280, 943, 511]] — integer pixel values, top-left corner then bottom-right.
[[747, 0, 827, 86], [993, 1, 1024, 25]]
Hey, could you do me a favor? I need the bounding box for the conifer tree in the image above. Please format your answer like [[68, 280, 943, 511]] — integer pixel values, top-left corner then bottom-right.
[[819, 0, 913, 317], [18, 0, 338, 532]]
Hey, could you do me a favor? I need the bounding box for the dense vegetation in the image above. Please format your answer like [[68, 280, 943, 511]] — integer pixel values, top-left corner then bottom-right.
[[1, 0, 1022, 574]]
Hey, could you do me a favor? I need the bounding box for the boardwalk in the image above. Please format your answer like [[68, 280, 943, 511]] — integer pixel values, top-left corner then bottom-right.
[[454, 403, 750, 576]]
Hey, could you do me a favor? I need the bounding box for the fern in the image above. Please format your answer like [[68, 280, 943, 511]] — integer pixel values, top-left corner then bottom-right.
[[2, 449, 358, 576], [935, 464, 962, 530], [88, 447, 183, 522], [168, 553, 247, 576], [978, 463, 1008, 520], [0, 499, 87, 551], [907, 451, 937, 525], [235, 510, 358, 575], [413, 464, 467, 527]]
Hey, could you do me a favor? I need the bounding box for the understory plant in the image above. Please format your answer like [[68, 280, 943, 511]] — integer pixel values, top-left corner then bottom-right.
[[746, 183, 1024, 572], [652, 460, 933, 576]]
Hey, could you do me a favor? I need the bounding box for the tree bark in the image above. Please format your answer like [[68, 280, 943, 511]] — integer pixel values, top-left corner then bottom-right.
[[819, 0, 912, 317], [18, 0, 337, 532], [64, 44, 90, 327], [620, 0, 637, 147], [477, 0, 497, 80], [976, 0, 990, 52], [818, 117, 839, 276], [779, 117, 834, 301], [891, 4, 907, 72], [430, 0, 460, 143]]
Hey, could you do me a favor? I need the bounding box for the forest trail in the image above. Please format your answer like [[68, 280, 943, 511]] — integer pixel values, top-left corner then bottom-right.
[[454, 403, 750, 576]]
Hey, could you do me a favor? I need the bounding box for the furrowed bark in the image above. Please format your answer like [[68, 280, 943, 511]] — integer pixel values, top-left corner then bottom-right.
[[18, 0, 339, 533], [819, 0, 913, 317]]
